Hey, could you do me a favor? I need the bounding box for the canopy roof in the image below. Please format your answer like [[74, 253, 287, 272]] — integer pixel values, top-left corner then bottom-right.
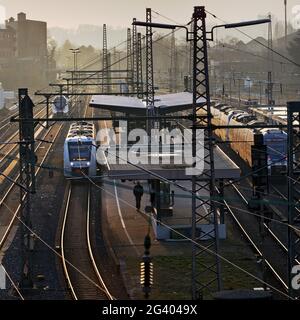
[[89, 92, 206, 114]]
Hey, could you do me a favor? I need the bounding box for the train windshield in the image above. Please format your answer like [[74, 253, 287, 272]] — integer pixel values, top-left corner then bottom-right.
[[68, 142, 92, 161], [265, 137, 287, 164]]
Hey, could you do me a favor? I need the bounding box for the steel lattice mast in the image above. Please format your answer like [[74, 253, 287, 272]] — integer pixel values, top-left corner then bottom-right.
[[267, 14, 273, 109], [287, 101, 300, 299], [191, 6, 221, 299], [145, 8, 155, 135], [18, 88, 35, 290], [132, 19, 138, 94], [137, 32, 144, 98], [145, 8, 154, 107], [127, 28, 133, 93], [102, 24, 109, 94]]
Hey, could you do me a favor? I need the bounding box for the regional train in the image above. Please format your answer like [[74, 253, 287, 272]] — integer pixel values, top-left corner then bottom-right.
[[63, 121, 97, 177], [211, 103, 288, 173]]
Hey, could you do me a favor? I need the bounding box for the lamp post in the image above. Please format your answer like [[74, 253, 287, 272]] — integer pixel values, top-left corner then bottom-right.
[[69, 48, 80, 72], [284, 0, 288, 46], [133, 9, 270, 300], [69, 48, 80, 103]]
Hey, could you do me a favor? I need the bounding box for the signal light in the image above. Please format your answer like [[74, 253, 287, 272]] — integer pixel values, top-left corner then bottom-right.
[[140, 255, 153, 297]]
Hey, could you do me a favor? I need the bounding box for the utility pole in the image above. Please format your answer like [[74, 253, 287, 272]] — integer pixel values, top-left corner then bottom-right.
[[238, 78, 241, 108], [44, 94, 51, 128], [69, 48, 80, 97], [191, 6, 221, 299], [107, 52, 112, 94], [170, 30, 176, 93], [18, 88, 36, 291]]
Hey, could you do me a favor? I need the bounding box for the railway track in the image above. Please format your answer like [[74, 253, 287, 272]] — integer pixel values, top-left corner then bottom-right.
[[0, 107, 50, 180], [222, 182, 294, 296], [0, 101, 45, 141], [0, 120, 65, 250], [60, 182, 113, 300], [0, 94, 83, 250], [60, 95, 112, 299]]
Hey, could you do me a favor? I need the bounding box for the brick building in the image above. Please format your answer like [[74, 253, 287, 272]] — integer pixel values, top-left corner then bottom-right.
[[0, 12, 55, 90]]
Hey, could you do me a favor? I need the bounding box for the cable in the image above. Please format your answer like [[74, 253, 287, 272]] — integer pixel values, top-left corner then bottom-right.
[[1, 114, 288, 299], [152, 9, 185, 26], [204, 9, 300, 69], [98, 131, 300, 233], [69, 28, 183, 88], [1, 265, 25, 300], [0, 201, 116, 299], [83, 172, 292, 299], [219, 42, 291, 66]]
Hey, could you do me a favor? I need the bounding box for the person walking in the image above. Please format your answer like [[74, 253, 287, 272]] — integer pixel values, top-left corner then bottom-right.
[[133, 181, 144, 211]]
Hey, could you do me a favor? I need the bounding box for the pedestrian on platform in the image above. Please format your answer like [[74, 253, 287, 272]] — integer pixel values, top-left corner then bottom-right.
[[133, 181, 144, 211]]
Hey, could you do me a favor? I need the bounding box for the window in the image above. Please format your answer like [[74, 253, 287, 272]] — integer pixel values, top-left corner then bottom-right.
[[68, 142, 92, 161]]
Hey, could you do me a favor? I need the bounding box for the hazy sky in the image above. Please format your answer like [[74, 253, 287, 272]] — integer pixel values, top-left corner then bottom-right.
[[0, 0, 299, 29]]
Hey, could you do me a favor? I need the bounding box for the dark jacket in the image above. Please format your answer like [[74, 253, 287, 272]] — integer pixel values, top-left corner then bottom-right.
[[133, 184, 144, 198]]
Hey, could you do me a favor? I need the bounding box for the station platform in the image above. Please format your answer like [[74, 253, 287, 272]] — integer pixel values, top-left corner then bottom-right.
[[100, 144, 239, 241], [102, 145, 240, 181]]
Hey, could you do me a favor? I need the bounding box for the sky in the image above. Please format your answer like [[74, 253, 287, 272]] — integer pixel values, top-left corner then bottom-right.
[[0, 0, 299, 29]]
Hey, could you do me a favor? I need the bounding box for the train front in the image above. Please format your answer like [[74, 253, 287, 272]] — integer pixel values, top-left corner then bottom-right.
[[67, 139, 95, 176], [64, 122, 97, 178]]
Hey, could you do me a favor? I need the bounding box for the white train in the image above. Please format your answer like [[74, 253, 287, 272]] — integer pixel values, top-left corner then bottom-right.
[[63, 121, 97, 177]]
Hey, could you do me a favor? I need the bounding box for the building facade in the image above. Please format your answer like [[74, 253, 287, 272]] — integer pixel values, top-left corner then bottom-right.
[[0, 12, 55, 90]]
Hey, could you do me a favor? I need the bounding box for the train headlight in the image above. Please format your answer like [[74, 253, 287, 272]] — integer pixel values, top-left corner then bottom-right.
[[86, 162, 90, 166], [70, 162, 74, 166]]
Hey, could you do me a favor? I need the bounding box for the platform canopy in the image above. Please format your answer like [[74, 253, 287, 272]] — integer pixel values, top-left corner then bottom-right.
[[89, 92, 206, 115], [102, 146, 240, 181]]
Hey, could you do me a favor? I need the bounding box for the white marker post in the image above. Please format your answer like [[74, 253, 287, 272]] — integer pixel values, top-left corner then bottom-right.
[[0, 265, 6, 289]]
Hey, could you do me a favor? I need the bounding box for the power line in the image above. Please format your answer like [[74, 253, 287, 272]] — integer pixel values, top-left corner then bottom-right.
[[219, 43, 291, 66], [205, 9, 300, 68], [84, 173, 293, 299]]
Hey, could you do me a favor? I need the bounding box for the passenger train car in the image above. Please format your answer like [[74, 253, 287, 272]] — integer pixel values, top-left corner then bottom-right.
[[211, 106, 287, 173], [63, 121, 97, 177]]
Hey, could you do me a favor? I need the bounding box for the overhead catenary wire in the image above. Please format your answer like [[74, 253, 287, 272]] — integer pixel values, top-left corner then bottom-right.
[[65, 26, 186, 89], [1, 178, 292, 299], [0, 201, 116, 299], [82, 172, 293, 299], [1, 121, 293, 299], [204, 9, 300, 69]]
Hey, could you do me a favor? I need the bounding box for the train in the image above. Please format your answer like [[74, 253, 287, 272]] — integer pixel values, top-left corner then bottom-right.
[[52, 95, 69, 114], [63, 121, 97, 177], [211, 103, 287, 173]]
